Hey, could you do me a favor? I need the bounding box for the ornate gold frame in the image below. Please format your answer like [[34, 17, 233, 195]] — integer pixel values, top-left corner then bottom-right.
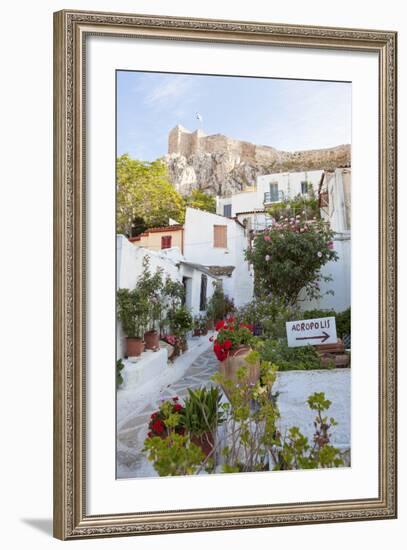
[[53, 9, 397, 540]]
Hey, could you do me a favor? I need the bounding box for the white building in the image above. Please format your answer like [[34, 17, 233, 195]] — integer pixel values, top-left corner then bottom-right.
[[216, 170, 324, 231], [116, 235, 219, 358], [183, 207, 253, 308], [216, 168, 351, 312], [303, 167, 351, 312]]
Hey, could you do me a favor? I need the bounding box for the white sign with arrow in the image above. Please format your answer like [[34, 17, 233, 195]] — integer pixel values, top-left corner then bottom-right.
[[286, 317, 337, 348]]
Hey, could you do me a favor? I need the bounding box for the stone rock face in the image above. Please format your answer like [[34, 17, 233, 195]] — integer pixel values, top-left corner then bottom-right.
[[163, 125, 351, 197]]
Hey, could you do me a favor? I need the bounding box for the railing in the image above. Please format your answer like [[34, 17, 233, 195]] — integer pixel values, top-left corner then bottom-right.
[[263, 190, 285, 204]]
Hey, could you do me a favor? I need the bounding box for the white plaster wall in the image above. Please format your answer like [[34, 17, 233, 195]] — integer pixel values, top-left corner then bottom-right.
[[258, 170, 323, 202], [116, 235, 181, 291], [216, 170, 323, 217], [321, 168, 351, 234], [184, 208, 253, 307], [116, 236, 183, 358], [184, 207, 239, 266], [301, 236, 351, 312], [232, 226, 254, 307], [181, 265, 218, 316]]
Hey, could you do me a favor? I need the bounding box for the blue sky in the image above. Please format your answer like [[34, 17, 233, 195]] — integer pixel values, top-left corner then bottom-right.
[[117, 71, 351, 161]]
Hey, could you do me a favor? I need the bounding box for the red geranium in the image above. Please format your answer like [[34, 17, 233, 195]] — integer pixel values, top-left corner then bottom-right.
[[151, 419, 165, 434], [215, 320, 226, 331], [212, 318, 253, 362], [148, 397, 185, 436]]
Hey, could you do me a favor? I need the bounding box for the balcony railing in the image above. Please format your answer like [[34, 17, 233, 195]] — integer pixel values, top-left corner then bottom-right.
[[264, 190, 285, 204]]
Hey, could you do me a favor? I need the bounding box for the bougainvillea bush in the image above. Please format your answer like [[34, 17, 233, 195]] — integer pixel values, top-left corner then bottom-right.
[[212, 318, 254, 361], [245, 217, 338, 306]]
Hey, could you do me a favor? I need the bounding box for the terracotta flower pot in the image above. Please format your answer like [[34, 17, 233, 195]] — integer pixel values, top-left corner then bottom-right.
[[144, 330, 160, 350], [126, 337, 145, 357], [191, 432, 215, 458], [218, 347, 260, 386]]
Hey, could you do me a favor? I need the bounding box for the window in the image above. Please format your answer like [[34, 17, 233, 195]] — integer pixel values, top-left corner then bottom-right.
[[301, 181, 308, 194], [161, 235, 172, 249], [269, 182, 279, 202], [264, 182, 279, 203], [213, 225, 227, 248], [223, 204, 232, 217], [199, 275, 207, 311]]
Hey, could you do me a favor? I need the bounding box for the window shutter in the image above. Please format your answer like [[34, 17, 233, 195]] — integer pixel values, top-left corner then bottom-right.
[[213, 225, 227, 248], [161, 235, 172, 249]]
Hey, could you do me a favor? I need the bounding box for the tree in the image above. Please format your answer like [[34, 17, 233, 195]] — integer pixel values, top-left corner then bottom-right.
[[245, 217, 338, 306], [116, 154, 185, 235], [184, 189, 216, 214]]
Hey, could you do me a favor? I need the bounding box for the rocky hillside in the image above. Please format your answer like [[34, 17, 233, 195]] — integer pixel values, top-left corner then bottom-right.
[[163, 125, 351, 197]]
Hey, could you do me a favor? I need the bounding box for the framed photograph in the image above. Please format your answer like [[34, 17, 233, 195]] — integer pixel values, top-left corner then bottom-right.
[[53, 9, 397, 540]]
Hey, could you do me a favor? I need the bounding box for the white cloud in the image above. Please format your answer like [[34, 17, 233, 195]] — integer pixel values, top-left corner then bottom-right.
[[143, 76, 196, 107]]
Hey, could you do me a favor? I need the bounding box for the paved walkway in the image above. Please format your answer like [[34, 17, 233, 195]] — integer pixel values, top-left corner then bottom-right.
[[117, 348, 351, 479], [117, 348, 218, 479]]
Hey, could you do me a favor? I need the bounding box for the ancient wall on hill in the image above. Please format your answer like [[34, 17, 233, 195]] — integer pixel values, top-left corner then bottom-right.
[[165, 125, 351, 197]]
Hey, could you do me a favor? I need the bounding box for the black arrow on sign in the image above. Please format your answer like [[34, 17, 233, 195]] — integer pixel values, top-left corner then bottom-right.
[[295, 331, 330, 344]]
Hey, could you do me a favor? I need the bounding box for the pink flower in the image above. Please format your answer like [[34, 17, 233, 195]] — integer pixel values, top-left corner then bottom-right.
[[264, 235, 271, 241], [265, 255, 271, 261]]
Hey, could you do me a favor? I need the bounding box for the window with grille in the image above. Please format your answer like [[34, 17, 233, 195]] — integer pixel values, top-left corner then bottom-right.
[[264, 182, 280, 203], [213, 225, 227, 248], [200, 275, 207, 311], [161, 235, 172, 249]]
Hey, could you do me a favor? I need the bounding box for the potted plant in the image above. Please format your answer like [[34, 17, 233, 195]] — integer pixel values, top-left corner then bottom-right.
[[134, 257, 164, 350], [199, 314, 209, 335], [184, 387, 224, 457], [212, 318, 259, 385], [168, 305, 193, 353], [193, 315, 202, 337], [116, 287, 148, 357], [147, 397, 185, 438], [206, 282, 235, 326]]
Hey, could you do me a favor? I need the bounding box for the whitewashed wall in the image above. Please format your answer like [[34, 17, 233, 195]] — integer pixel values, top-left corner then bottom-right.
[[257, 170, 323, 203], [116, 236, 182, 358], [216, 170, 323, 217], [184, 207, 253, 307], [179, 262, 218, 316], [301, 236, 351, 312]]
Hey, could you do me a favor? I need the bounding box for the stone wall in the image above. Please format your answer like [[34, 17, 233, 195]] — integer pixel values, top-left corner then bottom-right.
[[165, 125, 351, 197]]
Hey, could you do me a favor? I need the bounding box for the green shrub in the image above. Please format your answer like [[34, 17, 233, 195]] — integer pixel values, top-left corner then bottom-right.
[[302, 307, 351, 337], [256, 338, 323, 371], [245, 217, 338, 306], [168, 305, 193, 337], [236, 295, 299, 339], [206, 282, 235, 322]]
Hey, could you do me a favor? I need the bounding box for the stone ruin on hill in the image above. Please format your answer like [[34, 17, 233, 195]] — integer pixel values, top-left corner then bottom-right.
[[163, 124, 351, 197]]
